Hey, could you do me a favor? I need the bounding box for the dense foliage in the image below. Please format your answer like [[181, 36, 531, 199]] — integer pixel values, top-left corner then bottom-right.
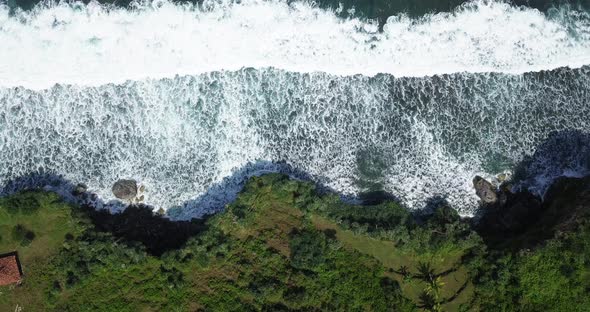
[[474, 222, 590, 311], [0, 174, 589, 311]]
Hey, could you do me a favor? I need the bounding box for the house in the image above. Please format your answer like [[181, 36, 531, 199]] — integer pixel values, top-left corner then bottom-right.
[[0, 251, 23, 286]]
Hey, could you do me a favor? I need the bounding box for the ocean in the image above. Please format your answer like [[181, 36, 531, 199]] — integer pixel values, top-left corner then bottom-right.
[[1, 0, 589, 218]]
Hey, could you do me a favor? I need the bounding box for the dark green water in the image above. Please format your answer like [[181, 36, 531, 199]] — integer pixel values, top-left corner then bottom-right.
[[7, 0, 590, 20]]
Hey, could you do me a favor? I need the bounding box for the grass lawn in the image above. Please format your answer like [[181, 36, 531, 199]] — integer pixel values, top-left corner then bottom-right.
[[311, 214, 473, 309], [0, 191, 84, 311]]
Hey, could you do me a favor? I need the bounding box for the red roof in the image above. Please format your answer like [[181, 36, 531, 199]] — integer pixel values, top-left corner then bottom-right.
[[0, 252, 23, 286]]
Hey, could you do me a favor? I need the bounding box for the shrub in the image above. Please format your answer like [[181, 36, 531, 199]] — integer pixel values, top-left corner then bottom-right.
[[323, 201, 412, 233], [83, 204, 207, 256], [289, 230, 328, 270], [431, 206, 460, 226], [474, 223, 590, 310], [5, 192, 41, 215], [12, 224, 36, 246]]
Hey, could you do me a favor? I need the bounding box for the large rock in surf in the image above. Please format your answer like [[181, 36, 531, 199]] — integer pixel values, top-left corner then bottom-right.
[[112, 179, 138, 201], [473, 176, 498, 204]]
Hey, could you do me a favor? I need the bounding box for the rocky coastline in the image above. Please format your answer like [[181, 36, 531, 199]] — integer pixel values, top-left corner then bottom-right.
[[472, 173, 590, 249]]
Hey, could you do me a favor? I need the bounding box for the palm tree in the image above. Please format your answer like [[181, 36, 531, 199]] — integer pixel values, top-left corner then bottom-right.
[[417, 262, 436, 284], [398, 265, 411, 282], [426, 276, 445, 299], [418, 290, 442, 311], [399, 265, 409, 276]]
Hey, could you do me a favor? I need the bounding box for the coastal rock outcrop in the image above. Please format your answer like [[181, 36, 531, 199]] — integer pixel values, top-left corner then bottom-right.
[[477, 190, 542, 236], [72, 183, 87, 196], [473, 176, 498, 204], [474, 174, 590, 248], [112, 179, 138, 201]]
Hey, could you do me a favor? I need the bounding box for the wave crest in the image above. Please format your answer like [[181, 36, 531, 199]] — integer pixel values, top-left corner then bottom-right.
[[1, 0, 589, 89]]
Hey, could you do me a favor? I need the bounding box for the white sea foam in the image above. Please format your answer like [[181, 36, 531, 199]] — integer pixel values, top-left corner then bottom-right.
[[1, 0, 590, 218], [1, 67, 589, 218], [1, 0, 590, 89]]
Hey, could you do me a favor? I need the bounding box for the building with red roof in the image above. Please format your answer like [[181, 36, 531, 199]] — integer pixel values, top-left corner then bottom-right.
[[0, 252, 23, 286]]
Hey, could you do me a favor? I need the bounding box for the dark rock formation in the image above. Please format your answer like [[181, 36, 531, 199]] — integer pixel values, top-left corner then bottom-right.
[[473, 176, 498, 204], [72, 183, 87, 196], [112, 179, 137, 201], [475, 175, 590, 249], [476, 189, 542, 240]]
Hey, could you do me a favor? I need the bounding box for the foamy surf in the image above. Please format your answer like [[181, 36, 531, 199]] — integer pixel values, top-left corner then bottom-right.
[[0, 0, 590, 89], [1, 67, 590, 218]]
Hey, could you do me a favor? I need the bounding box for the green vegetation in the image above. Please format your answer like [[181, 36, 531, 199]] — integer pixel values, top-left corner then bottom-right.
[[474, 222, 590, 311], [0, 191, 85, 310], [11, 224, 36, 246], [0, 174, 589, 311]]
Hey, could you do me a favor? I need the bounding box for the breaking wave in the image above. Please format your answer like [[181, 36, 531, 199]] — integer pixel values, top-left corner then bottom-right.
[[1, 0, 590, 89], [1, 66, 590, 218]]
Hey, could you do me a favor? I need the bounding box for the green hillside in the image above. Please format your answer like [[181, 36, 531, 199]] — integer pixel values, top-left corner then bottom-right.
[[0, 174, 589, 311]]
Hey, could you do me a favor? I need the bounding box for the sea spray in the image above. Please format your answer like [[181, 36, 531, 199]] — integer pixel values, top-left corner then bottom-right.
[[0, 0, 590, 89], [1, 67, 590, 218]]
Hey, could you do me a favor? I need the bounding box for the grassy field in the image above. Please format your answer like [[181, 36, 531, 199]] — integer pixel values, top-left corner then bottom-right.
[[311, 214, 473, 309], [0, 191, 85, 311], [0, 175, 479, 311]]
